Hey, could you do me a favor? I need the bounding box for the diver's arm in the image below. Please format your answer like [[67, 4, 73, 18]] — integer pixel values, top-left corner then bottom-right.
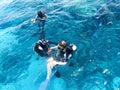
[[55, 61, 67, 65], [50, 46, 58, 50], [67, 54, 72, 59]]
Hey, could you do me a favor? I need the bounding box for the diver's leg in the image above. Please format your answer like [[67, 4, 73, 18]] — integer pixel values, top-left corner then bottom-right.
[[40, 30, 45, 39], [38, 20, 42, 31], [41, 20, 45, 31], [46, 63, 52, 80]]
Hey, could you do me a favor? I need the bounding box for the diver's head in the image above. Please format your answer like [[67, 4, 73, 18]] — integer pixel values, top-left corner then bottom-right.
[[37, 11, 44, 18], [41, 39, 49, 45], [59, 41, 66, 46]]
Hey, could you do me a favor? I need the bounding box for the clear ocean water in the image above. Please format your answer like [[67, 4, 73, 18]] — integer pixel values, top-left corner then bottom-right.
[[0, 0, 120, 90]]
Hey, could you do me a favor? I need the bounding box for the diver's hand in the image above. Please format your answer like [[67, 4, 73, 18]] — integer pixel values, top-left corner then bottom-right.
[[68, 54, 72, 59], [31, 18, 36, 23], [47, 48, 52, 54]]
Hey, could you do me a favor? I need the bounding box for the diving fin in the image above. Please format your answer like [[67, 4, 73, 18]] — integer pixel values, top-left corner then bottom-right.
[[54, 70, 61, 78]]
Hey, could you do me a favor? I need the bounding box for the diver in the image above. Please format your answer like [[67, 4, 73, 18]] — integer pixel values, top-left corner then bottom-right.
[[50, 40, 67, 61], [50, 40, 77, 62], [93, 6, 113, 27], [34, 39, 51, 57], [31, 11, 47, 31], [46, 42, 77, 79]]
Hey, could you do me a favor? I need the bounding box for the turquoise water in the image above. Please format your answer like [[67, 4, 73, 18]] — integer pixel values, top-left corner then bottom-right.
[[0, 0, 120, 90]]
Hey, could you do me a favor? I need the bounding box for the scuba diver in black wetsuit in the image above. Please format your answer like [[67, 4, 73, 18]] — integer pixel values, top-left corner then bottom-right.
[[50, 41, 77, 62], [34, 39, 51, 57], [31, 11, 47, 31], [34, 39, 59, 58]]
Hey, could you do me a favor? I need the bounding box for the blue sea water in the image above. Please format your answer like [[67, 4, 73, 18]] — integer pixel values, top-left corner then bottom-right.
[[0, 0, 120, 90]]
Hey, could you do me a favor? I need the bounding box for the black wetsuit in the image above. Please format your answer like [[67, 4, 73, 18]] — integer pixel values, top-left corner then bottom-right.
[[65, 45, 73, 61], [34, 40, 49, 57], [36, 13, 46, 31]]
